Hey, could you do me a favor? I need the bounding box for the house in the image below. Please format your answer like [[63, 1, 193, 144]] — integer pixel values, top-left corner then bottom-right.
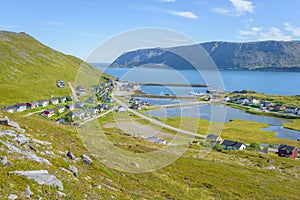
[[147, 137, 167, 145], [75, 102, 84, 108], [97, 104, 104, 112], [56, 118, 65, 125], [221, 140, 246, 150], [76, 85, 84, 91], [277, 144, 298, 159], [260, 101, 274, 109], [206, 134, 223, 143], [59, 96, 66, 103], [50, 98, 59, 105], [74, 111, 85, 120], [285, 107, 299, 114], [66, 111, 75, 121], [56, 106, 65, 113], [65, 104, 75, 111], [91, 107, 99, 114], [237, 98, 249, 105], [79, 90, 87, 96], [132, 104, 142, 110], [3, 106, 14, 113], [66, 96, 73, 101], [250, 98, 260, 105], [224, 96, 231, 102], [27, 101, 39, 109], [41, 109, 55, 117], [272, 104, 286, 111], [13, 103, 27, 112], [39, 100, 49, 107], [117, 106, 127, 112]]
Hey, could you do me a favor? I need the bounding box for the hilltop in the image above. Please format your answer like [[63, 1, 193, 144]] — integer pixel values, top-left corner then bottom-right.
[[110, 41, 300, 71], [0, 31, 101, 107]]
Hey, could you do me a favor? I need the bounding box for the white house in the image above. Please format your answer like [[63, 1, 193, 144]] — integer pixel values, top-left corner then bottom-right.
[[221, 140, 246, 150]]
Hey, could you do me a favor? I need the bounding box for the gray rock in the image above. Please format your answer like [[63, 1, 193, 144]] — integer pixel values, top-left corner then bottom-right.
[[8, 194, 18, 200], [15, 134, 29, 145], [67, 151, 76, 160], [267, 159, 275, 163], [69, 165, 78, 177], [31, 139, 52, 146], [0, 156, 8, 165], [81, 154, 92, 165], [25, 185, 33, 197], [9, 170, 64, 191], [57, 191, 66, 197], [0, 139, 51, 165], [266, 165, 276, 170]]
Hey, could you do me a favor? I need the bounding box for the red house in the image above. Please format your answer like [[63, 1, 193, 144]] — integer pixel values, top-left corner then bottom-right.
[[27, 101, 39, 109], [41, 109, 55, 118], [277, 144, 298, 159]]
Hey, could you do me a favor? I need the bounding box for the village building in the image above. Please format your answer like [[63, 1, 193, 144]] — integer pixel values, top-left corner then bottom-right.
[[50, 97, 59, 105], [221, 140, 246, 150], [13, 103, 27, 112], [26, 101, 39, 109], [39, 100, 49, 107], [277, 144, 298, 159], [65, 104, 75, 111], [41, 109, 55, 118]]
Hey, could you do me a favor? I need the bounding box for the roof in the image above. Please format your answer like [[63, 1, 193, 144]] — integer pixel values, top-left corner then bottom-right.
[[278, 144, 298, 151], [222, 140, 245, 149], [206, 134, 219, 140]]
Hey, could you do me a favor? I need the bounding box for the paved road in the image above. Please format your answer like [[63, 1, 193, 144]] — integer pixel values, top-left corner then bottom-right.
[[111, 93, 205, 138], [150, 101, 207, 109], [68, 81, 79, 102], [24, 109, 45, 117]]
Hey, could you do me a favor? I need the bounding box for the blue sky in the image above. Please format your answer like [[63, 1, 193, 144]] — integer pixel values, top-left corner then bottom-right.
[[1, 0, 300, 60]]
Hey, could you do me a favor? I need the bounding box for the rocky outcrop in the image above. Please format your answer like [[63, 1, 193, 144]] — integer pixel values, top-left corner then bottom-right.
[[9, 170, 64, 191]]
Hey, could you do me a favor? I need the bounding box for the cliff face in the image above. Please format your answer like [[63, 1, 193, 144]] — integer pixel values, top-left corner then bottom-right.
[[109, 41, 300, 71]]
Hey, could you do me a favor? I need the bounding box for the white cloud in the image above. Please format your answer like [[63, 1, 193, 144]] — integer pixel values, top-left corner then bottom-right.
[[212, 8, 230, 15], [0, 24, 21, 28], [230, 0, 254, 15], [213, 0, 255, 16], [238, 26, 292, 41], [284, 22, 300, 36], [158, 0, 175, 2], [258, 27, 292, 41], [168, 11, 198, 19]]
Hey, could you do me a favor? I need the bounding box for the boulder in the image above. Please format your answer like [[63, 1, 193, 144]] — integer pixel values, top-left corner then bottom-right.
[[69, 165, 78, 177], [9, 170, 64, 191], [0, 156, 8, 166], [67, 151, 76, 160], [81, 154, 92, 165], [25, 185, 33, 197], [8, 194, 18, 200]]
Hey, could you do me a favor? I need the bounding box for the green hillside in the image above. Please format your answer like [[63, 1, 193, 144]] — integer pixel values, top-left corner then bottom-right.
[[0, 30, 101, 106]]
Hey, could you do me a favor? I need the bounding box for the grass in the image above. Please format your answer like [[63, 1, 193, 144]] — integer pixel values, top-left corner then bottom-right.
[[0, 31, 103, 107], [227, 91, 300, 108], [1, 112, 300, 199], [282, 119, 300, 131], [162, 116, 297, 146]]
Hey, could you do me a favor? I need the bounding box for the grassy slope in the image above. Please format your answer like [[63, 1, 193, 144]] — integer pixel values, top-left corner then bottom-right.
[[0, 31, 102, 106], [1, 113, 300, 199]]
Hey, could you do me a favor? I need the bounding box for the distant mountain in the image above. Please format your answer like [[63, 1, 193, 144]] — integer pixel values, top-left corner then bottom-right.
[[109, 41, 300, 71], [0, 31, 101, 106]]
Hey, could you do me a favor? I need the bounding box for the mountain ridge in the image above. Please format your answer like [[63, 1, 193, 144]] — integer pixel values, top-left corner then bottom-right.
[[109, 40, 300, 72]]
